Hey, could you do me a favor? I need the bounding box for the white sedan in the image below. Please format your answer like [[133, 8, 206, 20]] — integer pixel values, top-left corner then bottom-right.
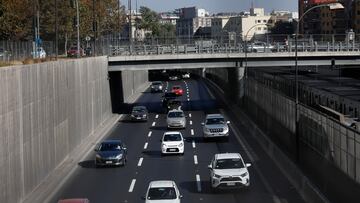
[[161, 132, 185, 155], [144, 180, 182, 203]]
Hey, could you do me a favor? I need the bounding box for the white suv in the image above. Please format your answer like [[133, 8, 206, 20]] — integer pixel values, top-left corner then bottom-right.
[[202, 114, 230, 140], [144, 180, 182, 203], [161, 132, 185, 155], [208, 153, 251, 190]]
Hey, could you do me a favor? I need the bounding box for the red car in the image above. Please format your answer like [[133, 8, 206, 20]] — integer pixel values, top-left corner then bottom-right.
[[67, 46, 84, 57], [171, 86, 184, 96]]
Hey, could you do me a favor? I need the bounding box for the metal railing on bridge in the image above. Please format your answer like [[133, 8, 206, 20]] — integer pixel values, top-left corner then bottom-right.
[[108, 34, 360, 56]]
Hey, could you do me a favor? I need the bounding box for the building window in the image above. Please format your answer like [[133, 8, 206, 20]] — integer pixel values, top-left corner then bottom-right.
[[257, 20, 261, 23], [268, 20, 273, 23], [257, 27, 261, 30], [263, 20, 267, 23]]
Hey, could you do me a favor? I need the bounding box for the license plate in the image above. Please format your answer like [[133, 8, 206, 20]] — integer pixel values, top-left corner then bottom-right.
[[169, 149, 176, 152], [227, 182, 235, 186], [106, 161, 112, 164], [136, 117, 141, 119]]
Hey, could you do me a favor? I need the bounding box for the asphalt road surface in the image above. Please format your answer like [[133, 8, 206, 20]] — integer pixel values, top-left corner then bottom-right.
[[50, 78, 305, 203]]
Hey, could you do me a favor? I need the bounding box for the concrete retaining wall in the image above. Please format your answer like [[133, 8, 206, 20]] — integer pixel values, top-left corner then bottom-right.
[[0, 57, 112, 203], [121, 70, 149, 103]]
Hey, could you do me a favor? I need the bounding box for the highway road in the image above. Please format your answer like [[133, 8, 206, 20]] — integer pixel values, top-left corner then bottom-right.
[[50, 78, 305, 203]]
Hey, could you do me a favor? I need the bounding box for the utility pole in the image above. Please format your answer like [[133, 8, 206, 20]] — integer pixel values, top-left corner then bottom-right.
[[128, 0, 132, 43], [76, 0, 80, 58], [93, 0, 96, 56], [55, 0, 58, 58]]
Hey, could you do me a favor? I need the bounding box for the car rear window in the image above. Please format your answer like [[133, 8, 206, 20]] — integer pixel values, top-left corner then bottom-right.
[[168, 112, 184, 118], [147, 187, 176, 200]]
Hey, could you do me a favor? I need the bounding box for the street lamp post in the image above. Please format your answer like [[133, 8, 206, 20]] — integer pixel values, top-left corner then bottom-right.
[[294, 2, 344, 162], [244, 23, 268, 78]]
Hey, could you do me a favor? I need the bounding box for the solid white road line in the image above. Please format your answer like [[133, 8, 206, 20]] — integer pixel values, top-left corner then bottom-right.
[[191, 129, 194, 136], [194, 155, 198, 165], [137, 158, 143, 167], [189, 113, 192, 118], [190, 120, 193, 125], [148, 131, 152, 137], [128, 179, 136, 192], [196, 175, 202, 192], [152, 122, 156, 126], [143, 142, 148, 150], [192, 140, 196, 148], [155, 114, 159, 119]]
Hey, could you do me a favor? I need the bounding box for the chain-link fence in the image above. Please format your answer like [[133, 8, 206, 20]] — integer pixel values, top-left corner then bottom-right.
[[0, 41, 55, 62]]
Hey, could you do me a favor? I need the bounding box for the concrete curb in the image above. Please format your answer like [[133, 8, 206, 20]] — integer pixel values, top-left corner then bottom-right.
[[22, 82, 150, 203], [204, 78, 330, 203]]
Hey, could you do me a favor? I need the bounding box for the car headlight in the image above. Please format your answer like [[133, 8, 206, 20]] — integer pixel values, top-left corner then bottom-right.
[[213, 174, 222, 179], [142, 114, 147, 118], [116, 154, 123, 159], [162, 143, 167, 148], [204, 128, 210, 133], [241, 172, 248, 177], [223, 126, 229, 133], [131, 114, 135, 117], [178, 143, 184, 147], [96, 154, 101, 159]]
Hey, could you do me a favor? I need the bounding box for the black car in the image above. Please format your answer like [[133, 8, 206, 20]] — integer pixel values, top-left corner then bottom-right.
[[150, 81, 163, 93], [95, 140, 127, 167], [167, 100, 182, 112], [130, 106, 148, 121], [162, 92, 177, 108]]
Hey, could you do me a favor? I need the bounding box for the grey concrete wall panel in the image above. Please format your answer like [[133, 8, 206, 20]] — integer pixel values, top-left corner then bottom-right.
[[121, 70, 148, 103], [0, 57, 112, 203]]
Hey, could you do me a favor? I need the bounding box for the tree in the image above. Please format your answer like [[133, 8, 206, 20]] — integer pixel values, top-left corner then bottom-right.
[[138, 6, 160, 36], [270, 21, 295, 35]]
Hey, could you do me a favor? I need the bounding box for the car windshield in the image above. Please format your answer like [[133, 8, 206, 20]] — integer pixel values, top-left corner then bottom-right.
[[132, 107, 146, 112], [215, 158, 244, 169], [147, 187, 177, 200], [206, 118, 225, 125], [169, 101, 181, 106], [152, 82, 162, 85], [163, 134, 182, 141], [99, 143, 122, 151], [164, 93, 176, 98], [168, 112, 184, 118]]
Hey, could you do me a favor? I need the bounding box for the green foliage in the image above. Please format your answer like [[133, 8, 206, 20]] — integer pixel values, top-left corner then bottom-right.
[[270, 21, 295, 35], [138, 6, 175, 38]]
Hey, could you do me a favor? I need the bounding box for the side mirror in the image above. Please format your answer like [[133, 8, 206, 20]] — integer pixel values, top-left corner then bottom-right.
[[201, 122, 205, 126], [179, 194, 183, 199], [226, 121, 230, 124], [94, 148, 98, 152], [141, 196, 146, 200], [208, 164, 212, 169], [123, 147, 127, 151], [246, 163, 252, 167]]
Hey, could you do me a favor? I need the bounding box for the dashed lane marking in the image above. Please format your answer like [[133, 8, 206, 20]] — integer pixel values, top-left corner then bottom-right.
[[189, 113, 192, 118], [187, 98, 190, 101], [137, 158, 143, 167], [194, 155, 198, 165], [192, 140, 196, 148], [152, 122, 156, 126], [128, 179, 136, 192], [148, 131, 152, 137], [196, 175, 202, 192], [190, 120, 193, 125], [155, 114, 159, 119], [191, 129, 194, 136], [143, 142, 148, 150]]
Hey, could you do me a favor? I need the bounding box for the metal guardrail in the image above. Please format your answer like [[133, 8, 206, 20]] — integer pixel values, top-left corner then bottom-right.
[[109, 41, 360, 56]]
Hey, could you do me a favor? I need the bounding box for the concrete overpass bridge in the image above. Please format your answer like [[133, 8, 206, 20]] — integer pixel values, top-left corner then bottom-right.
[[108, 51, 360, 71]]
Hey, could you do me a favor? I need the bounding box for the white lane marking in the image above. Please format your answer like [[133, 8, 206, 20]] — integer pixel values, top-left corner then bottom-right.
[[152, 122, 156, 126], [191, 129, 194, 136], [189, 113, 192, 118], [155, 114, 159, 119], [137, 158, 143, 167], [192, 140, 196, 148], [187, 98, 190, 101], [196, 175, 202, 192], [148, 131, 152, 137], [143, 142, 148, 149], [190, 120, 193, 125], [194, 155, 198, 165], [128, 179, 136, 192]]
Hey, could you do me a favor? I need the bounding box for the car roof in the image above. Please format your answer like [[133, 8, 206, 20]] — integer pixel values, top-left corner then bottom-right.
[[149, 180, 176, 188], [152, 81, 162, 84], [206, 114, 224, 119], [164, 131, 182, 135], [172, 85, 181, 88], [58, 199, 89, 203], [133, 105, 147, 109], [215, 153, 242, 160], [100, 139, 122, 144], [168, 109, 183, 113]]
